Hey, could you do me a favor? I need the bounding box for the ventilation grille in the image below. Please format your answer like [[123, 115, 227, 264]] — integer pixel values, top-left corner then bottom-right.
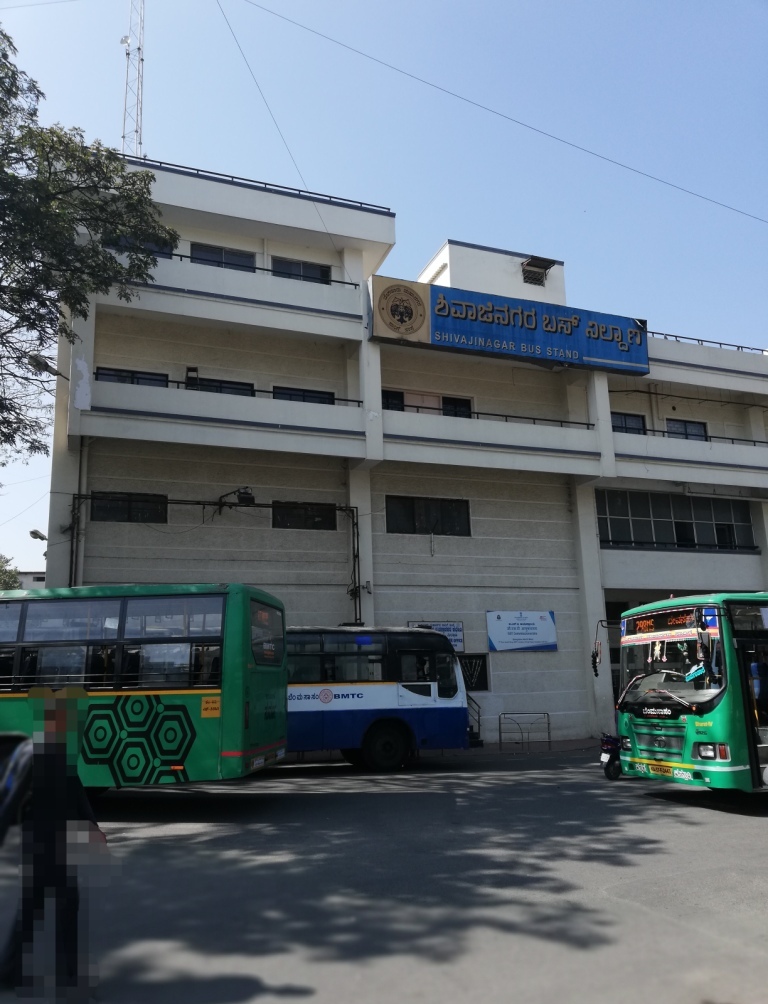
[[522, 266, 546, 286]]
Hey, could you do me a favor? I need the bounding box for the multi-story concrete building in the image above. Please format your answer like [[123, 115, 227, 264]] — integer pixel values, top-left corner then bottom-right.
[[46, 158, 768, 741]]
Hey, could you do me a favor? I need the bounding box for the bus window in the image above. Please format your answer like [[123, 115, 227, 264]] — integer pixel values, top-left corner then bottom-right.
[[23, 599, 120, 642], [436, 653, 458, 699], [125, 595, 224, 639], [0, 603, 21, 643], [0, 647, 14, 689], [286, 633, 322, 682], [400, 652, 434, 683], [323, 633, 384, 682], [122, 642, 191, 688], [250, 601, 284, 666]]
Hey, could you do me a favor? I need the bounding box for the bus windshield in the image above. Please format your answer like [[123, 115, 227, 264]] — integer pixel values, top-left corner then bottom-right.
[[619, 607, 724, 712]]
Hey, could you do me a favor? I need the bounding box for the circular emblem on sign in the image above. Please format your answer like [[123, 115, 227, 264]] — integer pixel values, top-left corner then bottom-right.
[[377, 283, 426, 336], [318, 688, 334, 704]]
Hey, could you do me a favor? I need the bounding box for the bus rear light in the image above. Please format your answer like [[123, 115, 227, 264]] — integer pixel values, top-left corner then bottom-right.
[[697, 744, 716, 759], [718, 744, 730, 760]]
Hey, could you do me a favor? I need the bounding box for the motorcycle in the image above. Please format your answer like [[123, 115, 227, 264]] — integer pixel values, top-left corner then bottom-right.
[[600, 732, 622, 780]]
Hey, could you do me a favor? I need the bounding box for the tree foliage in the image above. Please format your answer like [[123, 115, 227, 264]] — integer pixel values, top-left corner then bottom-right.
[[0, 26, 178, 461], [0, 553, 21, 590]]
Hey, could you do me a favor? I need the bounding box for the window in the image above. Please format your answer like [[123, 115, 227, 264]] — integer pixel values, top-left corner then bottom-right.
[[271, 257, 331, 285], [442, 396, 472, 418], [250, 600, 284, 666], [385, 496, 471, 536], [187, 376, 253, 397], [190, 243, 255, 272], [667, 418, 708, 441], [382, 390, 405, 412], [104, 237, 173, 259], [611, 412, 646, 435], [91, 493, 168, 524], [124, 595, 224, 639], [596, 489, 755, 551], [381, 390, 472, 418], [272, 386, 335, 406], [96, 367, 169, 388], [272, 502, 337, 531]]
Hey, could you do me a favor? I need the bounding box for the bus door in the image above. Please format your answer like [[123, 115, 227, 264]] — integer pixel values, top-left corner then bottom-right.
[[726, 601, 768, 789], [397, 651, 435, 706], [248, 600, 287, 768]]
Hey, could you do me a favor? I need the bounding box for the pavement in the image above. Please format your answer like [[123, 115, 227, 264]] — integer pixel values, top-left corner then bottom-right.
[[2, 745, 768, 1004]]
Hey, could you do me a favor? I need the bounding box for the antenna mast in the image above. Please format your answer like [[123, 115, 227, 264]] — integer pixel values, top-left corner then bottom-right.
[[121, 0, 145, 157]]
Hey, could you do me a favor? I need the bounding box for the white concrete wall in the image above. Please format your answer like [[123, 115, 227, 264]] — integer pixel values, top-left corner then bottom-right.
[[369, 462, 593, 739], [94, 312, 351, 399], [380, 343, 571, 424], [418, 240, 567, 305], [80, 441, 357, 625]]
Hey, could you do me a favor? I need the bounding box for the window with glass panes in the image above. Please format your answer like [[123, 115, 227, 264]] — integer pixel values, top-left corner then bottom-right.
[[666, 419, 708, 441], [611, 412, 646, 435], [385, 496, 470, 536], [595, 490, 755, 551]]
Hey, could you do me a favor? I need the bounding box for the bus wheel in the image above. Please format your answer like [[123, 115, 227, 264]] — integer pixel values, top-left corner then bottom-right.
[[341, 749, 365, 768], [362, 724, 408, 772]]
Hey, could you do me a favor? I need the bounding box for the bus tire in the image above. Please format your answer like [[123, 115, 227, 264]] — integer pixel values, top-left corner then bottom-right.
[[362, 723, 409, 772], [341, 749, 365, 768]]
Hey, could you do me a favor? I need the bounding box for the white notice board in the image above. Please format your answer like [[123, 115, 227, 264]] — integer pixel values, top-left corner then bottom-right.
[[486, 611, 557, 652]]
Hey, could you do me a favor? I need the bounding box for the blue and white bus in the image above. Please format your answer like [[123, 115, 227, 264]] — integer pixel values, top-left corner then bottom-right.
[[285, 627, 469, 770]]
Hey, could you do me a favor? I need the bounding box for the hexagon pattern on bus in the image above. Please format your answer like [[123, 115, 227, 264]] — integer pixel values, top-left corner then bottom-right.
[[82, 695, 196, 786]]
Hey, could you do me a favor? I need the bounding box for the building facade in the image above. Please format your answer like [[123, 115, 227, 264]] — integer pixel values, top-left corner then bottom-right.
[[46, 159, 768, 741]]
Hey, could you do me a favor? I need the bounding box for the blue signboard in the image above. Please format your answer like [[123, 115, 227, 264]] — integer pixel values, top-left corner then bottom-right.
[[430, 285, 648, 374]]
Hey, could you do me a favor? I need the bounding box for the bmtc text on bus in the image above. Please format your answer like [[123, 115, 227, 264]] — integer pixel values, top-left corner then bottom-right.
[[286, 626, 469, 771]]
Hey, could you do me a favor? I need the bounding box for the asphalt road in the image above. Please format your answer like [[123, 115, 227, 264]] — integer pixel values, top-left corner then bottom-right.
[[2, 747, 768, 1004]]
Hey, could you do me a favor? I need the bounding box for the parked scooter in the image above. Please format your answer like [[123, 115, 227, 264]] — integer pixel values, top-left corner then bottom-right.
[[600, 733, 622, 780]]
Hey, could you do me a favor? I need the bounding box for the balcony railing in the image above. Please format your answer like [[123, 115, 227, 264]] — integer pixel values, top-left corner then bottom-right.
[[383, 402, 593, 429], [123, 155, 393, 215], [94, 371, 362, 407], [648, 330, 765, 354], [616, 428, 768, 447], [138, 250, 360, 288]]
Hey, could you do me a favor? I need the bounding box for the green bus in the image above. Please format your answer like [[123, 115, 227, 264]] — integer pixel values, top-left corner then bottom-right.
[[618, 592, 768, 792], [0, 583, 287, 787]]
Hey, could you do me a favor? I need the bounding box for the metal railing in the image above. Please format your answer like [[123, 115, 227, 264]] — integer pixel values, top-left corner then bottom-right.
[[384, 402, 593, 429], [638, 429, 768, 447], [123, 155, 392, 214], [146, 250, 360, 288], [498, 712, 552, 752], [648, 330, 765, 354], [94, 373, 363, 408], [467, 693, 482, 740]]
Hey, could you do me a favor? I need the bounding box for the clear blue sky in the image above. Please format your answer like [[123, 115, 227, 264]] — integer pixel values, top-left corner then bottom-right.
[[1, 0, 766, 569]]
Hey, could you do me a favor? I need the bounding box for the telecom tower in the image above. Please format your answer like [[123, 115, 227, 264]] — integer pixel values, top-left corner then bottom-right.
[[121, 0, 145, 156]]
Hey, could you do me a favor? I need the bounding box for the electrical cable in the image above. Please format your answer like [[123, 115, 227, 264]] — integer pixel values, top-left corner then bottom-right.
[[0, 490, 49, 528], [242, 0, 768, 227], [215, 0, 357, 283]]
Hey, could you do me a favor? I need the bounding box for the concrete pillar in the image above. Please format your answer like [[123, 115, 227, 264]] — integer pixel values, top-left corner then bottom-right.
[[348, 466, 375, 624], [564, 373, 589, 425], [46, 334, 78, 587], [586, 371, 616, 477], [572, 477, 614, 735]]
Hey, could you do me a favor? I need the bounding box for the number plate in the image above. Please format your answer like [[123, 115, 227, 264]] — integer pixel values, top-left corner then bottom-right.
[[649, 763, 673, 776], [600, 752, 610, 763]]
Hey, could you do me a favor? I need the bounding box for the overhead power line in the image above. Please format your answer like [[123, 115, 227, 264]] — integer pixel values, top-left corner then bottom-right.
[[242, 0, 767, 227]]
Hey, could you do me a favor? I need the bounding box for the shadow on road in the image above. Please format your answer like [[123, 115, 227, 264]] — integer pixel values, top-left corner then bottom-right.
[[50, 751, 696, 1001]]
